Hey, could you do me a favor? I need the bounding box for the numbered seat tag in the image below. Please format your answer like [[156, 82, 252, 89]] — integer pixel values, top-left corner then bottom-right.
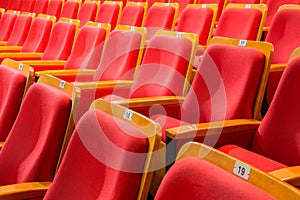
[[233, 161, 251, 180], [123, 110, 133, 121]]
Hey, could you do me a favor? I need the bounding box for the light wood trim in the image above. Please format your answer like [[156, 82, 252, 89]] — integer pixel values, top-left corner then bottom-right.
[[0, 182, 51, 200], [152, 2, 179, 30], [0, 142, 3, 149], [103, 1, 123, 26], [0, 46, 22, 52], [270, 63, 287, 72], [279, 4, 300, 11], [209, 36, 274, 120], [35, 69, 96, 78], [225, 3, 267, 41], [166, 119, 260, 140], [0, 52, 43, 59], [6, 10, 21, 14], [155, 30, 198, 96], [290, 47, 300, 60], [0, 41, 7, 46], [21, 60, 67, 66], [270, 166, 300, 187], [125, 2, 148, 26], [177, 142, 300, 199], [74, 80, 133, 90], [38, 75, 81, 173], [112, 96, 184, 108], [90, 99, 161, 200]]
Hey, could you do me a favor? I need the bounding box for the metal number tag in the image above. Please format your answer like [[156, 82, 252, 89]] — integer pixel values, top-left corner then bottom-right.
[[233, 161, 251, 180], [59, 80, 66, 89], [238, 40, 247, 47], [123, 110, 133, 121]]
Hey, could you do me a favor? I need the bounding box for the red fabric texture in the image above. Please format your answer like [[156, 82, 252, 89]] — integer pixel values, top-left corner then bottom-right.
[[7, 0, 22, 10], [0, 65, 27, 141], [219, 145, 287, 172], [6, 14, 32, 46], [41, 21, 76, 60], [155, 157, 275, 200], [60, 1, 80, 19], [176, 7, 213, 46], [64, 25, 107, 70], [20, 17, 53, 53], [96, 4, 121, 30], [0, 82, 72, 186], [44, 109, 148, 200], [118, 5, 145, 27], [45, 0, 63, 19], [78, 2, 98, 27], [170, 0, 195, 18], [33, 0, 49, 15], [214, 8, 262, 40], [197, 0, 226, 21], [21, 0, 36, 12], [144, 5, 176, 40], [0, 13, 17, 41], [252, 56, 300, 166], [265, 8, 300, 105]]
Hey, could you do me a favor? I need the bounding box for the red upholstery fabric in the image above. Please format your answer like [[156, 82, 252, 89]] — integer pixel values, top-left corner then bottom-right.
[[41, 21, 76, 60], [60, 1, 80, 19], [0, 82, 71, 186], [64, 25, 107, 70], [170, 0, 194, 18], [144, 5, 176, 40], [43, 109, 148, 200], [147, 0, 168, 8], [214, 8, 262, 40], [264, 0, 300, 27], [197, 0, 226, 21], [21, 0, 36, 12], [7, 0, 22, 10], [96, 4, 121, 30], [219, 145, 287, 172], [77, 2, 98, 27], [46, 0, 63, 19], [0, 13, 17, 41], [20, 17, 53, 53], [265, 8, 300, 105], [176, 6, 214, 46], [0, 65, 27, 141], [129, 35, 192, 98], [33, 0, 49, 15], [155, 157, 275, 200], [252, 56, 300, 166], [118, 4, 145, 26]]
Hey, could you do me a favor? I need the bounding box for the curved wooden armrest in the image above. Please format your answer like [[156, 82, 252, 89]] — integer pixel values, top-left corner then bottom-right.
[[74, 80, 134, 90], [112, 96, 184, 108], [0, 41, 7, 46], [0, 46, 22, 53], [20, 60, 67, 66], [35, 69, 96, 78], [0, 142, 3, 149], [263, 26, 270, 32], [166, 119, 261, 140], [269, 166, 300, 187], [0, 52, 43, 59], [0, 182, 51, 200], [270, 63, 287, 72]]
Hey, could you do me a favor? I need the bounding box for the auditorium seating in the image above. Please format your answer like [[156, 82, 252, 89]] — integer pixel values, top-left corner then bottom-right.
[[96, 1, 123, 30], [118, 2, 148, 27]]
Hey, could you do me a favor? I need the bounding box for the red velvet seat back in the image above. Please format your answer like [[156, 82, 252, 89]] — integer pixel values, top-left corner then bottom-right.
[[214, 8, 262, 40], [41, 21, 76, 60], [0, 82, 72, 186], [176, 6, 214, 46], [65, 25, 107, 70], [155, 157, 275, 200], [33, 0, 49, 15], [60, 1, 80, 19], [43, 109, 148, 200], [7, 0, 22, 11], [0, 65, 27, 141], [129, 35, 192, 98], [77, 2, 98, 27], [6, 14, 32, 46], [0, 12, 17, 41], [21, 0, 36, 12], [46, 0, 63, 19], [197, 0, 225, 21], [181, 44, 265, 123], [252, 56, 300, 166], [118, 4, 145, 26], [93, 30, 142, 81], [96, 3, 121, 30], [144, 5, 176, 40], [21, 17, 53, 53]]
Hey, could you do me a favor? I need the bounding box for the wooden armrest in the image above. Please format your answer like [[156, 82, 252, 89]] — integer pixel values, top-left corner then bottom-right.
[[112, 96, 184, 108], [0, 52, 43, 59], [35, 69, 96, 78], [269, 166, 300, 187], [166, 119, 260, 140], [0, 182, 51, 200], [0, 46, 22, 53], [270, 63, 287, 72], [20, 60, 67, 66], [263, 26, 270, 32], [74, 80, 134, 90], [0, 41, 7, 46], [0, 142, 3, 149]]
